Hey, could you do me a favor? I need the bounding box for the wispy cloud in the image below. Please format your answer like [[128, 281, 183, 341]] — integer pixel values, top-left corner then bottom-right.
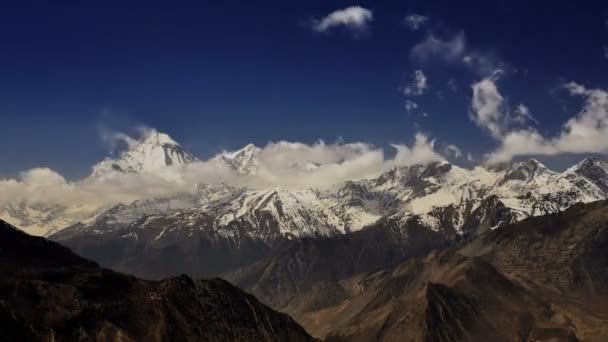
[[410, 31, 501, 76], [403, 14, 429, 31], [411, 32, 466, 64], [469, 70, 537, 141], [403, 69, 429, 96], [405, 99, 418, 113]]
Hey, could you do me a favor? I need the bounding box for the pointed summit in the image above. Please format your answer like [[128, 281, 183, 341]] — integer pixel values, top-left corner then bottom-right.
[[90, 129, 197, 179], [140, 129, 180, 147], [499, 158, 554, 184], [214, 144, 261, 175]]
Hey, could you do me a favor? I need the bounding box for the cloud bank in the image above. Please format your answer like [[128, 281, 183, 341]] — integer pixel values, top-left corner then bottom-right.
[[0, 132, 446, 208]]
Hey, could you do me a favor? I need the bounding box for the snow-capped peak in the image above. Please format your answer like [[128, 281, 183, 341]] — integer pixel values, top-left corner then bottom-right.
[[89, 129, 198, 178], [214, 144, 261, 175], [570, 156, 607, 172], [231, 143, 260, 158], [500, 158, 553, 183], [141, 129, 180, 147]]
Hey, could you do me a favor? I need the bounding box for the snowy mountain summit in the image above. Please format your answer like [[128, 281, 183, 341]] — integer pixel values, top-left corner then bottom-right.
[[90, 129, 198, 178], [213, 143, 261, 175]]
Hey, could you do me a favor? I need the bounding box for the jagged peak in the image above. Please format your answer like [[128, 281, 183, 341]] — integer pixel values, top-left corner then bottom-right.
[[564, 156, 607, 175], [512, 158, 551, 172], [576, 156, 604, 168], [222, 143, 260, 159], [497, 158, 554, 184], [213, 144, 261, 175]]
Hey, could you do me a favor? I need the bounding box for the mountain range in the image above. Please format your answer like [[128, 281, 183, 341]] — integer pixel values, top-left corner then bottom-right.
[[5, 130, 608, 242], [3, 129, 608, 278], [3, 129, 608, 340], [26, 130, 604, 279]]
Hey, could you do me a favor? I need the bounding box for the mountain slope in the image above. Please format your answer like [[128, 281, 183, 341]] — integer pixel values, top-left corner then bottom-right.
[[229, 201, 608, 341], [0, 220, 313, 342]]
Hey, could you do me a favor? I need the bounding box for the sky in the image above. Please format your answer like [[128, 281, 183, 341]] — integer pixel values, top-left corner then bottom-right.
[[1, 0, 607, 179]]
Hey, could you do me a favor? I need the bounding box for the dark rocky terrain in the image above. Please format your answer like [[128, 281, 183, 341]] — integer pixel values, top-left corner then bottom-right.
[[224, 218, 449, 310], [52, 216, 280, 279], [0, 220, 313, 342], [227, 201, 608, 341]]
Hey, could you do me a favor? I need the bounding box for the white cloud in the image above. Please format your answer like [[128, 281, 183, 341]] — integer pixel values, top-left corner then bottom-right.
[[470, 70, 507, 139], [20, 168, 66, 187], [403, 14, 429, 31], [486, 83, 608, 163], [311, 6, 373, 35], [403, 69, 428, 96], [389, 133, 445, 167], [469, 70, 537, 142]]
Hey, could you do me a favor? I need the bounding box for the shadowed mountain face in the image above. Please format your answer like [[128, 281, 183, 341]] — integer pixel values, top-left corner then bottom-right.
[[227, 201, 608, 341], [0, 220, 313, 342], [224, 218, 449, 310]]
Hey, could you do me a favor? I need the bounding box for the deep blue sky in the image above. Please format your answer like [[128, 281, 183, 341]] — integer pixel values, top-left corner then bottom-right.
[[1, 0, 607, 178]]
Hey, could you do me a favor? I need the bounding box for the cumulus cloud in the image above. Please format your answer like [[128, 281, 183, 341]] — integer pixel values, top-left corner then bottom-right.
[[410, 31, 500, 76], [403, 69, 428, 96], [389, 133, 445, 168], [20, 168, 66, 187], [486, 83, 608, 162], [403, 14, 429, 31], [311, 6, 373, 35]]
